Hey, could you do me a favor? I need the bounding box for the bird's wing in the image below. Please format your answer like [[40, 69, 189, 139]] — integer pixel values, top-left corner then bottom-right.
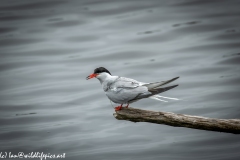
[[106, 76, 179, 104], [142, 77, 179, 90], [128, 85, 178, 103], [128, 77, 179, 103], [110, 77, 141, 89], [105, 77, 148, 104]]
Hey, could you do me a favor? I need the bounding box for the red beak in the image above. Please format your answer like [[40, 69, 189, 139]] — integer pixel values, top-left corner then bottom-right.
[[86, 73, 98, 80]]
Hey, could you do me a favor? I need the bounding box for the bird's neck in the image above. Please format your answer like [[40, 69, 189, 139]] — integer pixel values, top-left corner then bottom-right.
[[97, 73, 118, 84]]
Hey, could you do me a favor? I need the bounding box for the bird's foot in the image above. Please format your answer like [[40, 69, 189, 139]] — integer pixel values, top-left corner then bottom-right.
[[125, 104, 129, 108], [115, 106, 122, 111]]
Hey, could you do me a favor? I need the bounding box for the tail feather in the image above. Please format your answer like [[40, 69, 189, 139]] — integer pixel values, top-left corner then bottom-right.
[[128, 85, 179, 103], [128, 77, 179, 103], [149, 96, 168, 102], [154, 95, 180, 100]]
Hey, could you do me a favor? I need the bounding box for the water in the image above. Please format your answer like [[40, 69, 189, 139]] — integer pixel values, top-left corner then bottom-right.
[[0, 0, 240, 159]]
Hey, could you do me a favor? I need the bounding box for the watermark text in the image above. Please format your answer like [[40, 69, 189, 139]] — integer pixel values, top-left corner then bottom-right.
[[0, 152, 65, 160]]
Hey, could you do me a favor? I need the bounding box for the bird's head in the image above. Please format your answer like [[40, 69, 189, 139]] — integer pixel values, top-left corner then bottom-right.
[[86, 67, 112, 80]]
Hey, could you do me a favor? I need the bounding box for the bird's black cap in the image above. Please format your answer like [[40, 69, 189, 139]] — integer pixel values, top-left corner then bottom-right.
[[94, 67, 111, 75]]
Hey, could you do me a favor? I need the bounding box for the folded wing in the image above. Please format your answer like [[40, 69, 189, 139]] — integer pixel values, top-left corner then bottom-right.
[[106, 76, 179, 104]]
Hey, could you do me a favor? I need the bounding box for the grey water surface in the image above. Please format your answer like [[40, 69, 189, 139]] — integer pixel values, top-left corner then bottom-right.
[[0, 0, 240, 160]]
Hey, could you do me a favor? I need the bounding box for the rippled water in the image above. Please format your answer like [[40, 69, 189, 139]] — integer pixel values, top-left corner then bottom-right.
[[1, 0, 240, 160]]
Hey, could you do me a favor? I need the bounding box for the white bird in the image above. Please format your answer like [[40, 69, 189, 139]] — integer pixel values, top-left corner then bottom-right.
[[86, 67, 179, 111]]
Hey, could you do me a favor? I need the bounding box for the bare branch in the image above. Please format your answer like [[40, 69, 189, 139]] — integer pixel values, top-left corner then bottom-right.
[[113, 107, 240, 134]]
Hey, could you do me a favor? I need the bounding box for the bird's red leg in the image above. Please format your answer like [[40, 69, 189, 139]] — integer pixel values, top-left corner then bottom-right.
[[125, 104, 129, 108], [115, 104, 123, 111]]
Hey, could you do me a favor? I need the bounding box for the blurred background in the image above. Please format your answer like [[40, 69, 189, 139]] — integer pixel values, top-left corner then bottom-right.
[[0, 0, 240, 160]]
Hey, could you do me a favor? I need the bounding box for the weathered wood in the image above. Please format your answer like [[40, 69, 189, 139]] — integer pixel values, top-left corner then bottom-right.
[[113, 107, 240, 134]]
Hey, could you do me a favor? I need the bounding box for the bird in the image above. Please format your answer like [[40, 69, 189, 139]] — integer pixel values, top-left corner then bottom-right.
[[86, 67, 179, 111]]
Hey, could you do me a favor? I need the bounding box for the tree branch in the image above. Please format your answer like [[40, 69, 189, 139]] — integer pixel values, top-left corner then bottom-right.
[[113, 107, 240, 134]]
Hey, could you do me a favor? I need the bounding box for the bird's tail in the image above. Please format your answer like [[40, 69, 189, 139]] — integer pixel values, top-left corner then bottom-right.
[[149, 94, 180, 102], [144, 77, 179, 102], [129, 77, 179, 103]]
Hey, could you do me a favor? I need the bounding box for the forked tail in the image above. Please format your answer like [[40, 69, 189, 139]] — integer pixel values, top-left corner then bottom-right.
[[129, 77, 180, 103]]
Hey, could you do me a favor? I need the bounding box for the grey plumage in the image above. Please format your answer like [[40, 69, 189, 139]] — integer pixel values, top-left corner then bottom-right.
[[143, 77, 179, 90]]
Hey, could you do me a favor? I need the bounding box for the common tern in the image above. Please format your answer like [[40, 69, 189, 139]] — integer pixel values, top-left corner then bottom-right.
[[86, 67, 179, 111]]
